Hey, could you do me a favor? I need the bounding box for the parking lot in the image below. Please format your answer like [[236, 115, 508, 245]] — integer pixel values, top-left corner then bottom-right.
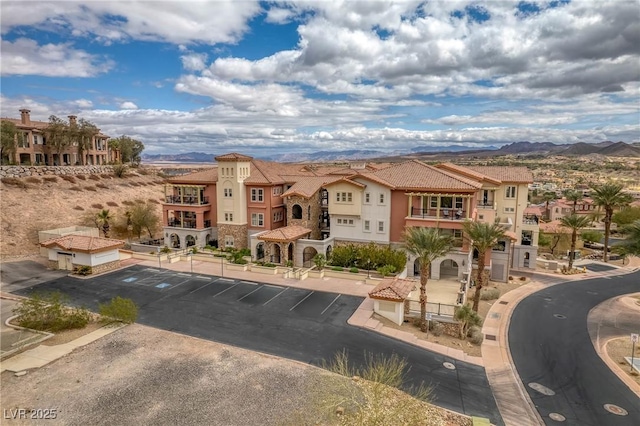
[[581, 262, 617, 272], [10, 264, 502, 422]]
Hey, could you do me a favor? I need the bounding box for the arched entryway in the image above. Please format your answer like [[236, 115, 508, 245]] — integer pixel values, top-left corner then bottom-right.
[[186, 235, 196, 247], [303, 247, 318, 267], [205, 234, 212, 246], [413, 259, 432, 278], [440, 259, 459, 278], [292, 204, 302, 219], [170, 233, 180, 248], [326, 245, 332, 259], [256, 243, 265, 262], [287, 242, 294, 263], [524, 252, 530, 268], [272, 244, 281, 264]]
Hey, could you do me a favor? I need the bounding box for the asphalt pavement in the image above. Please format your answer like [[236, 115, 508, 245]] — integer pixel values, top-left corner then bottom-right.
[[9, 264, 503, 424], [509, 271, 640, 426]]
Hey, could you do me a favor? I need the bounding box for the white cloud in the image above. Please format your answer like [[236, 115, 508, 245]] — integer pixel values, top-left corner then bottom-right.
[[120, 101, 138, 110], [265, 7, 295, 24], [0, 38, 114, 77], [180, 53, 208, 72]]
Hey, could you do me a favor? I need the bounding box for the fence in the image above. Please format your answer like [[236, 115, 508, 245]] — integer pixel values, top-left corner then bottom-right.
[[407, 300, 457, 318]]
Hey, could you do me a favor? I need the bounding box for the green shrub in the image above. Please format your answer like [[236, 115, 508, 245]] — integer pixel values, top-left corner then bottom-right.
[[160, 246, 171, 254], [313, 253, 327, 270], [99, 296, 138, 324], [75, 265, 92, 276], [203, 244, 216, 251], [331, 266, 344, 271], [112, 163, 128, 178], [329, 242, 406, 272], [13, 292, 92, 332], [454, 305, 482, 340], [480, 287, 500, 300], [376, 265, 397, 277], [429, 320, 444, 337], [191, 247, 198, 254], [349, 267, 360, 273]]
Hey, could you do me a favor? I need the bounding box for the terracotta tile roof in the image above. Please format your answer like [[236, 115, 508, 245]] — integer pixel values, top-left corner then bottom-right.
[[257, 225, 312, 242], [322, 177, 366, 189], [215, 152, 253, 162], [1, 117, 49, 130], [369, 277, 416, 301], [466, 166, 533, 183], [436, 163, 501, 185], [539, 220, 569, 233], [247, 159, 314, 184], [351, 172, 395, 188], [524, 205, 544, 216], [371, 160, 482, 191], [41, 235, 124, 253], [168, 168, 217, 183], [281, 176, 342, 198]]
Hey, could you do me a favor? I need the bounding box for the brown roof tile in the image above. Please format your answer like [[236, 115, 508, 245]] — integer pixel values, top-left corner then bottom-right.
[[281, 176, 342, 198], [467, 166, 533, 183], [369, 277, 416, 301], [215, 152, 253, 162], [371, 160, 482, 191], [257, 225, 312, 242], [436, 163, 502, 185], [168, 168, 217, 183], [41, 235, 124, 253]]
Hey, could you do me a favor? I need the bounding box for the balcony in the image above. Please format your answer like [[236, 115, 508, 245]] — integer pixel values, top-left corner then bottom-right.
[[167, 219, 197, 229], [165, 195, 209, 205], [523, 215, 539, 225], [477, 201, 496, 209], [410, 207, 466, 221]]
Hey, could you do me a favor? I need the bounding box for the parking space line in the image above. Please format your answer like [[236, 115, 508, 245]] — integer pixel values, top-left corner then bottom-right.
[[264, 284, 283, 289], [177, 273, 191, 277], [289, 291, 314, 311], [320, 294, 341, 315], [241, 281, 258, 286], [212, 283, 238, 298], [194, 275, 211, 280], [263, 287, 288, 306], [187, 278, 220, 294], [219, 278, 234, 282], [237, 286, 262, 301]]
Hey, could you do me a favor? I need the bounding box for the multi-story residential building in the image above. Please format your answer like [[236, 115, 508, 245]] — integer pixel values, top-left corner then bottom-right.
[[160, 153, 537, 282], [1, 109, 118, 165], [547, 197, 597, 222]]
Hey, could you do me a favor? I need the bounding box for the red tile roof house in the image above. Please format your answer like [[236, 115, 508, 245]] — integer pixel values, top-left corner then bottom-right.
[[41, 235, 125, 275], [160, 153, 538, 284]]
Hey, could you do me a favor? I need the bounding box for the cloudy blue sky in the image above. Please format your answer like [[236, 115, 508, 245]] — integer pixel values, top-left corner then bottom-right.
[[1, 0, 639, 157]]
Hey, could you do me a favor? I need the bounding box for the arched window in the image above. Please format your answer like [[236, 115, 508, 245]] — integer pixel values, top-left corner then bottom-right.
[[292, 204, 302, 219]]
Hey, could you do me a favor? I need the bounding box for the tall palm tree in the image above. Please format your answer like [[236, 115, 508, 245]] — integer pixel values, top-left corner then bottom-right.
[[564, 189, 583, 213], [542, 191, 557, 220], [96, 209, 113, 238], [559, 214, 592, 270], [463, 220, 507, 312], [591, 183, 633, 262], [403, 227, 453, 332], [615, 220, 640, 257]]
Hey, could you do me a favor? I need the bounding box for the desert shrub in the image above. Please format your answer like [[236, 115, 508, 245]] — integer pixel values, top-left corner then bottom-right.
[[84, 185, 97, 191], [1, 177, 28, 188], [100, 173, 113, 179], [480, 287, 500, 300], [137, 168, 150, 175], [88, 174, 101, 181], [69, 186, 83, 191], [60, 175, 77, 183], [112, 163, 128, 178], [191, 247, 198, 254], [454, 305, 483, 340], [349, 267, 360, 273], [43, 176, 58, 183], [468, 326, 484, 345], [75, 265, 92, 275], [73, 206, 85, 211], [25, 176, 41, 184], [96, 183, 108, 189], [91, 203, 104, 209], [13, 292, 92, 332], [376, 265, 397, 277], [99, 296, 138, 324], [106, 201, 119, 207], [519, 276, 527, 281], [429, 320, 444, 336], [76, 174, 86, 180]]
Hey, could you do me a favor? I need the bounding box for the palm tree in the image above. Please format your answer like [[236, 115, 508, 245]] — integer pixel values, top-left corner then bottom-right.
[[559, 214, 592, 270], [96, 209, 113, 238], [615, 220, 640, 257], [591, 183, 633, 262], [564, 189, 583, 213], [403, 227, 453, 332], [542, 191, 557, 220], [463, 220, 507, 312]]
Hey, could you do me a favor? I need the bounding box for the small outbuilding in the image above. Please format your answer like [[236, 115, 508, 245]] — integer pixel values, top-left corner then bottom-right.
[[368, 277, 417, 325], [41, 235, 124, 275]]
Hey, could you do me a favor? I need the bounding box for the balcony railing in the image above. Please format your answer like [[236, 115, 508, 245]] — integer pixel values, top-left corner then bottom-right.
[[167, 219, 197, 229], [165, 195, 209, 205], [411, 207, 466, 220], [523, 215, 539, 225], [477, 202, 495, 209]]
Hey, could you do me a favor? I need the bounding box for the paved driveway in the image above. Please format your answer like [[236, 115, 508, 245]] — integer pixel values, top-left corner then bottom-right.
[[12, 265, 502, 424], [509, 271, 640, 426]]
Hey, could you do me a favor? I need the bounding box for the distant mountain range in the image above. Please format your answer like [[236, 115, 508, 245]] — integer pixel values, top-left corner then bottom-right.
[[142, 141, 640, 163]]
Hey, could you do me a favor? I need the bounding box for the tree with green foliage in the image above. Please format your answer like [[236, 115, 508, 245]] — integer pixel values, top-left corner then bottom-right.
[[454, 304, 482, 340], [73, 118, 99, 165], [313, 253, 326, 270], [403, 227, 452, 332], [559, 214, 592, 269], [564, 189, 583, 213], [615, 220, 640, 257], [581, 230, 603, 244], [463, 220, 507, 312], [542, 191, 557, 220], [129, 201, 159, 239], [591, 183, 633, 262], [99, 296, 138, 324], [96, 209, 113, 238], [612, 207, 640, 228], [109, 135, 144, 165], [1, 120, 17, 164], [45, 115, 70, 165]]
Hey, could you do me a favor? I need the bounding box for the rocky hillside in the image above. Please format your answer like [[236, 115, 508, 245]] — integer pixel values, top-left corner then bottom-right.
[[0, 171, 166, 259]]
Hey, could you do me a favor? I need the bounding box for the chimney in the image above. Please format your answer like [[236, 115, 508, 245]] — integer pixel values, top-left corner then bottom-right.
[[68, 115, 77, 126], [19, 109, 31, 125]]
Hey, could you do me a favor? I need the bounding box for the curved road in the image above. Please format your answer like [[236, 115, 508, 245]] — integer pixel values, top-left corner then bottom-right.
[[509, 271, 640, 425]]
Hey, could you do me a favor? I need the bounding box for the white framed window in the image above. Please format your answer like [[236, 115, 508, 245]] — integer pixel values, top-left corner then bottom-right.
[[455, 197, 464, 209], [337, 192, 353, 203], [347, 219, 354, 225], [430, 197, 438, 208], [364, 193, 370, 203], [505, 186, 516, 198], [251, 213, 264, 227], [251, 188, 264, 202], [337, 218, 343, 224], [364, 220, 370, 231], [273, 186, 282, 196], [273, 211, 283, 222], [377, 221, 384, 232], [379, 193, 385, 204], [504, 207, 515, 213], [224, 188, 232, 198], [347, 193, 352, 202], [225, 236, 234, 247], [336, 192, 340, 202], [224, 212, 233, 222]]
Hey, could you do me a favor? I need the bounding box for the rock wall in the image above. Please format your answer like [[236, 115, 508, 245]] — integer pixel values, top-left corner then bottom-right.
[[0, 165, 114, 178]]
